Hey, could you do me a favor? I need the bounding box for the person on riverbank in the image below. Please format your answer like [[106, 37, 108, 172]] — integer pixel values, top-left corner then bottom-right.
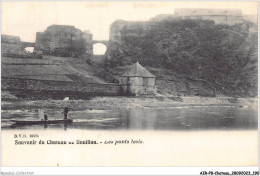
[[44, 112, 48, 121], [63, 107, 69, 119]]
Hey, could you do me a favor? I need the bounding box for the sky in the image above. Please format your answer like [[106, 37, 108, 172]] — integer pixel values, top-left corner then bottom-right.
[[2, 1, 258, 43]]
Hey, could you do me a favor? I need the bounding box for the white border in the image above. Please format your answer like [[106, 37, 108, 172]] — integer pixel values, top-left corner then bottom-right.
[[0, 0, 259, 175]]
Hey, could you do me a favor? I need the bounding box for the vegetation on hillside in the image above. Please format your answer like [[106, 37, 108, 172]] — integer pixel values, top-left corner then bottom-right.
[[105, 19, 257, 97]]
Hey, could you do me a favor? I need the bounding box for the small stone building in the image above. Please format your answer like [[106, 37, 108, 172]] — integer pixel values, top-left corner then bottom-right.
[[120, 62, 156, 96]]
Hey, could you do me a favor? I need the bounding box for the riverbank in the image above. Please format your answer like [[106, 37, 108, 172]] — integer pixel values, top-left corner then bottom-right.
[[1, 96, 257, 111]]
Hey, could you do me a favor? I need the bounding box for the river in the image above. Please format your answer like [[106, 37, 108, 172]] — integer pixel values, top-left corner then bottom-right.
[[1, 106, 257, 131]]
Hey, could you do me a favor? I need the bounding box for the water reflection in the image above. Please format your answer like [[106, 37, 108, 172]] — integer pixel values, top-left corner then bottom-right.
[[1, 106, 258, 131], [127, 109, 157, 130], [42, 123, 68, 130]]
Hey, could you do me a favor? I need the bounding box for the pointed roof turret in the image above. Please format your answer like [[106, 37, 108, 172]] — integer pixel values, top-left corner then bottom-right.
[[121, 62, 155, 78]]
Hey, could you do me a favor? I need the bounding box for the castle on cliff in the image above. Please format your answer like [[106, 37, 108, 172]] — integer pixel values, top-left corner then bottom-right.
[[109, 8, 252, 42], [174, 8, 243, 25]]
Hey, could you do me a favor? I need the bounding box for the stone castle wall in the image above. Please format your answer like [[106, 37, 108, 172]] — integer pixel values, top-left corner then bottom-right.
[[35, 25, 93, 57], [109, 9, 245, 42], [179, 15, 243, 25], [1, 35, 20, 44], [1, 35, 31, 57], [2, 77, 120, 97], [109, 20, 151, 42], [174, 8, 244, 25]]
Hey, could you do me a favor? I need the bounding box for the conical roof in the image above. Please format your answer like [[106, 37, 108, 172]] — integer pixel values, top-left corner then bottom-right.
[[121, 62, 155, 78]]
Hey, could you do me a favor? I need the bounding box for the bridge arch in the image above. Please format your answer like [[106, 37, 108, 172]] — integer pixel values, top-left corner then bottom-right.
[[24, 47, 34, 53], [92, 40, 109, 47], [20, 42, 35, 49], [93, 43, 107, 55]]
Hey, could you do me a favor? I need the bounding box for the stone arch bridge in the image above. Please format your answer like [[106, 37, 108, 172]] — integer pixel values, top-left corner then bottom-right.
[[88, 40, 110, 55], [20, 42, 35, 49], [92, 40, 109, 47], [20, 40, 110, 55]]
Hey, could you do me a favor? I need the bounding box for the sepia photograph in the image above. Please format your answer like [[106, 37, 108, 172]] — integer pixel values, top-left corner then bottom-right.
[[0, 1, 258, 174]]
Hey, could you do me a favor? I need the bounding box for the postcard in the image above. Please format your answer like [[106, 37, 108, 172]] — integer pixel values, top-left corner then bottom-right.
[[1, 1, 258, 175]]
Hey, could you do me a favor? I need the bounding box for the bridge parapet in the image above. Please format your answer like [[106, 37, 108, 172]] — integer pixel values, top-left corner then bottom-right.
[[20, 42, 35, 48], [92, 40, 109, 47]]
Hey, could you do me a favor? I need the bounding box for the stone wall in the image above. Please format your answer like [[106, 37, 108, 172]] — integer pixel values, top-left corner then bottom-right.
[[109, 9, 245, 42], [1, 35, 20, 44], [174, 8, 244, 25], [1, 35, 31, 57], [119, 77, 156, 96], [120, 85, 156, 96], [1, 43, 28, 57], [109, 20, 151, 42], [7, 90, 97, 100], [35, 25, 93, 57], [86, 60, 120, 84], [2, 77, 120, 98], [180, 15, 243, 25]]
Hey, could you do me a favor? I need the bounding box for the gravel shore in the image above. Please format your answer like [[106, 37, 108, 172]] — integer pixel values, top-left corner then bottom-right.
[[1, 96, 257, 111]]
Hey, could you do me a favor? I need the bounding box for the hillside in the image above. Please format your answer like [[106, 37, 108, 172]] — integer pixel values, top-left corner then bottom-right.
[[105, 19, 257, 97], [1, 56, 107, 84]]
